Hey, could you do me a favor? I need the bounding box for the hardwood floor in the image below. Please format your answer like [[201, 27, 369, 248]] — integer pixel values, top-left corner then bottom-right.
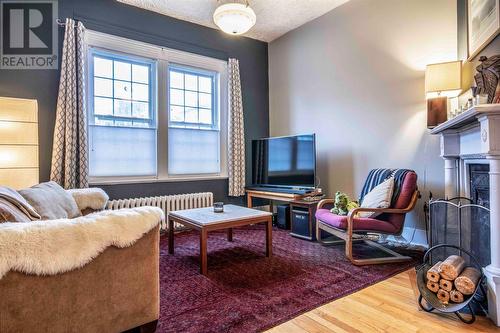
[[266, 269, 498, 333]]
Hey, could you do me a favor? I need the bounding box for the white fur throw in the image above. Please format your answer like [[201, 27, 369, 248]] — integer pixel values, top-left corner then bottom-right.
[[0, 206, 163, 279], [67, 188, 109, 211]]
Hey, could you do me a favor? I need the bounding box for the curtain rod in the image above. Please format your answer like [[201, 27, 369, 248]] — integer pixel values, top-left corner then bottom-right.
[[56, 18, 80, 27]]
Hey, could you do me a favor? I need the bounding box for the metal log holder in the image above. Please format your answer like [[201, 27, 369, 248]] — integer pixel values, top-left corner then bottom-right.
[[416, 244, 486, 324]]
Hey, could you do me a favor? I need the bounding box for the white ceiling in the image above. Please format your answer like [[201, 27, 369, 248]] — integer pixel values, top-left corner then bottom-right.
[[117, 0, 350, 42]]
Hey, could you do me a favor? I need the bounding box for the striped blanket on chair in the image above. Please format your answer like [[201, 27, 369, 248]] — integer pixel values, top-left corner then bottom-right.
[[358, 169, 413, 206]]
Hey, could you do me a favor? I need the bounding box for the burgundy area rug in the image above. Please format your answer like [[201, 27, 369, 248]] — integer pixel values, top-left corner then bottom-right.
[[157, 226, 420, 333]]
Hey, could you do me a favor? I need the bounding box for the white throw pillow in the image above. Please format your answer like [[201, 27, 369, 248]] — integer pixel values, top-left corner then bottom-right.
[[358, 177, 394, 218]]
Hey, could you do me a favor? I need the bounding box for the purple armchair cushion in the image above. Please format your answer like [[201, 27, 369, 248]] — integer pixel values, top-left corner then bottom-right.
[[315, 208, 399, 234]]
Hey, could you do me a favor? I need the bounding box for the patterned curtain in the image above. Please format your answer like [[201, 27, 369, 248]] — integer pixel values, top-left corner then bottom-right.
[[50, 19, 89, 189], [228, 58, 246, 197]]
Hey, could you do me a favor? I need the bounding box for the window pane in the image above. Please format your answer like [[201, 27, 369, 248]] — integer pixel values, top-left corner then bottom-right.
[[185, 91, 197, 107], [170, 105, 184, 122], [114, 99, 132, 117], [94, 97, 113, 116], [114, 80, 131, 100], [170, 71, 184, 89], [114, 61, 131, 81], [199, 76, 211, 93], [95, 117, 114, 126], [199, 93, 211, 109], [90, 126, 156, 176], [133, 101, 149, 119], [185, 107, 198, 123], [114, 120, 133, 127], [185, 74, 197, 91], [94, 57, 112, 78], [199, 108, 212, 125], [170, 89, 184, 105], [94, 78, 113, 98], [168, 128, 220, 174], [132, 83, 149, 102], [132, 64, 149, 84], [133, 120, 150, 128]]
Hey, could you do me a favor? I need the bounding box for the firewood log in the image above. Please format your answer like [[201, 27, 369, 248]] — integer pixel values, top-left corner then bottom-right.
[[439, 278, 453, 292], [450, 289, 464, 303], [455, 267, 481, 295], [437, 289, 450, 304], [426, 261, 442, 283], [426, 280, 439, 293], [440, 255, 466, 280]]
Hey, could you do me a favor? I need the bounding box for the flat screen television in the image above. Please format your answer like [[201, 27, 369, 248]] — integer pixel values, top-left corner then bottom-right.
[[251, 134, 316, 191]]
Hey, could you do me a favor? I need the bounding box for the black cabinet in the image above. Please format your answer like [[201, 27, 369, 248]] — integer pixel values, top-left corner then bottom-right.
[[289, 199, 322, 241]]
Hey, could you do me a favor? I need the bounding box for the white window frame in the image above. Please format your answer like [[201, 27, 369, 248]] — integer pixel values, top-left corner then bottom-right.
[[85, 30, 228, 185]]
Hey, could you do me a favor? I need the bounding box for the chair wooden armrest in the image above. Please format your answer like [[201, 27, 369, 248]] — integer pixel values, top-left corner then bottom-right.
[[317, 198, 335, 210]]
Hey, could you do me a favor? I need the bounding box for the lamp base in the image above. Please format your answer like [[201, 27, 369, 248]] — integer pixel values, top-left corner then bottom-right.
[[427, 97, 448, 128]]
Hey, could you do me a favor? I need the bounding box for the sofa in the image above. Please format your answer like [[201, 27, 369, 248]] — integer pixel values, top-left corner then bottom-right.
[[0, 182, 162, 333]]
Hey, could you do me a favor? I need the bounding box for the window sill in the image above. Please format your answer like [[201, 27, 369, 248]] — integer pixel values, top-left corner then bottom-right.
[[89, 175, 229, 186]]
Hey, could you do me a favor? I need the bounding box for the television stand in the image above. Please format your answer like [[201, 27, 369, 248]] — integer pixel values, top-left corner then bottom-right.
[[246, 189, 304, 208]]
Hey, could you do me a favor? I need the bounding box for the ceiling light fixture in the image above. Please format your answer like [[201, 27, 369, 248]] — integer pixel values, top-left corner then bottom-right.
[[213, 1, 256, 36]]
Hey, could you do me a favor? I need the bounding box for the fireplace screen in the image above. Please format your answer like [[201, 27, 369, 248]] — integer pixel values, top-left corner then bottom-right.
[[429, 199, 490, 267]]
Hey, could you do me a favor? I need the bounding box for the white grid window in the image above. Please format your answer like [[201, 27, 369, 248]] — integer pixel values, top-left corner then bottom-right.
[[88, 50, 157, 177], [86, 30, 228, 183], [168, 65, 221, 175]]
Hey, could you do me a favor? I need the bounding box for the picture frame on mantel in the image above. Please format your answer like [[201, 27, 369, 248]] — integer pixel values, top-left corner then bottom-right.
[[468, 0, 500, 60]]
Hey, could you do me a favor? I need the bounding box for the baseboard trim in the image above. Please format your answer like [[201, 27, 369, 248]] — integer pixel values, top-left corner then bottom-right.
[[386, 227, 428, 249]]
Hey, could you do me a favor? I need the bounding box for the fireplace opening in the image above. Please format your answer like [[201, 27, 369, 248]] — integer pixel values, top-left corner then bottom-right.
[[469, 164, 490, 208]]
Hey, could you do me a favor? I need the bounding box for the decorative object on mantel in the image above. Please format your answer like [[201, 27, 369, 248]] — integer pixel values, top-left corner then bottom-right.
[[425, 61, 462, 128], [475, 55, 500, 103], [213, 0, 256, 36], [467, 0, 500, 60]]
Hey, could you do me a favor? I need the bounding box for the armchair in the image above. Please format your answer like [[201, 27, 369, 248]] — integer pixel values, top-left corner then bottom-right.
[[315, 169, 419, 265]]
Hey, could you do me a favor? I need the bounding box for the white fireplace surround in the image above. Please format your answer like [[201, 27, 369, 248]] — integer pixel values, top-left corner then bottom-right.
[[431, 104, 500, 325]]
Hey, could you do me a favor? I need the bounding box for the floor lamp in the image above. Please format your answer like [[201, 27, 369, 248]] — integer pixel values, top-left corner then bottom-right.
[[0, 97, 39, 189]]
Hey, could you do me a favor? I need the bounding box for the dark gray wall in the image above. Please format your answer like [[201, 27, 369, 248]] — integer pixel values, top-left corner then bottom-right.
[[458, 0, 500, 63], [0, 0, 269, 202]]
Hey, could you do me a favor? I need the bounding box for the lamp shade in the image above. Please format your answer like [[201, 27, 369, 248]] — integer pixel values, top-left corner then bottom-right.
[[0, 97, 39, 189], [425, 61, 462, 98]]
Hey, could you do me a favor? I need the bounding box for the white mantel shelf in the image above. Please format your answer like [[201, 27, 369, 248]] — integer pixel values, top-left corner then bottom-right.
[[429, 103, 500, 326], [429, 104, 500, 158], [430, 104, 500, 135]]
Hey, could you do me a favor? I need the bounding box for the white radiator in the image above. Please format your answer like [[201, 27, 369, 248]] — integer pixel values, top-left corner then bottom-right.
[[107, 192, 213, 230]]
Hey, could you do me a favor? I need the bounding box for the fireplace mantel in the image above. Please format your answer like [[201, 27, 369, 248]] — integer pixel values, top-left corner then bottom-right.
[[430, 104, 500, 135], [430, 104, 500, 325]]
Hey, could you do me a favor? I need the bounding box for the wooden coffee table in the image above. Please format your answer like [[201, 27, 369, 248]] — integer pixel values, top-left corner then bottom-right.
[[168, 204, 273, 275]]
